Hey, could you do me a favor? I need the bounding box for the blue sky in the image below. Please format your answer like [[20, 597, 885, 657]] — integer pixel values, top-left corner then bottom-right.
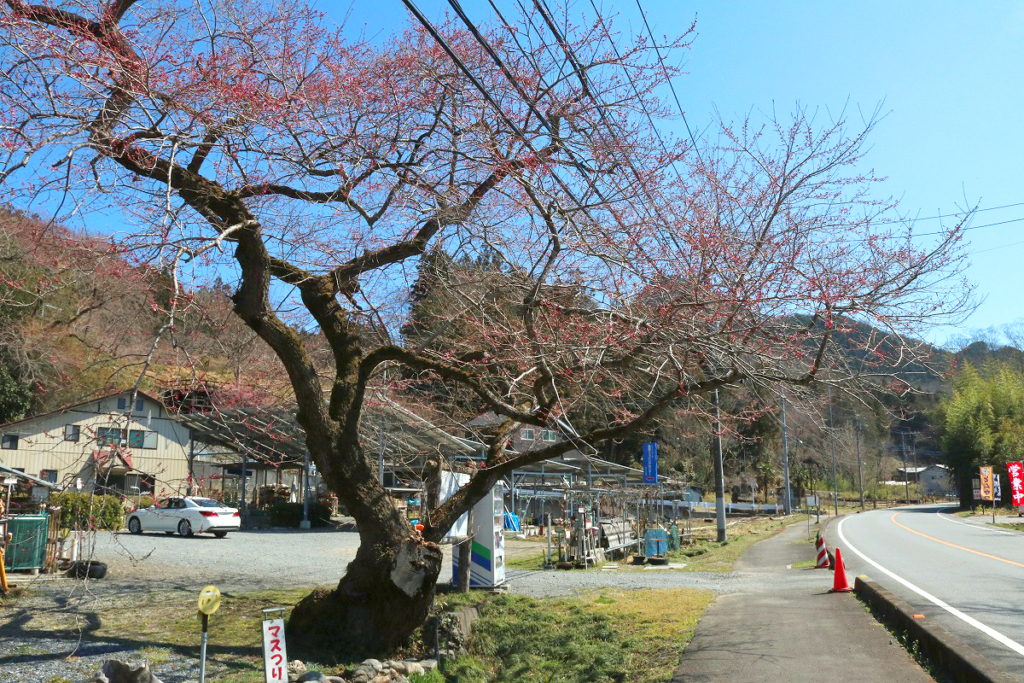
[[341, 1, 1024, 346]]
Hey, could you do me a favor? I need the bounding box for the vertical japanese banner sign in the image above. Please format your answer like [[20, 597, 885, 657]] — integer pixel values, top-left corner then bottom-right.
[[979, 466, 994, 502], [642, 442, 658, 484], [261, 616, 288, 683], [1006, 462, 1024, 506]]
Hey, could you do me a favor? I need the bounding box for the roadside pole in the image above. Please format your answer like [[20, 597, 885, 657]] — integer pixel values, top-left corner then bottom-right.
[[713, 389, 726, 543], [900, 432, 910, 502], [781, 388, 792, 515], [545, 512, 552, 568], [300, 451, 311, 530], [855, 422, 864, 510], [828, 386, 839, 516]]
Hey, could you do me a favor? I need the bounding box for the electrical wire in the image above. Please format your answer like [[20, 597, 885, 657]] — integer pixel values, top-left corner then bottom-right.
[[633, 0, 704, 166], [440, 0, 631, 221]]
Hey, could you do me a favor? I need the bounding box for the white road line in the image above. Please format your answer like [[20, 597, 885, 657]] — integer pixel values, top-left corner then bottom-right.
[[837, 516, 1024, 658], [938, 512, 1015, 535]]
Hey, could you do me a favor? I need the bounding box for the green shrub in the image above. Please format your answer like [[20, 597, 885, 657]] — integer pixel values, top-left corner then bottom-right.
[[267, 502, 332, 528], [50, 492, 124, 531], [410, 669, 445, 683]]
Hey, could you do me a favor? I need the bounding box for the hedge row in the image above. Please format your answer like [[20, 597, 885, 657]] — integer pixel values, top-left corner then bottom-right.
[[50, 492, 124, 531]]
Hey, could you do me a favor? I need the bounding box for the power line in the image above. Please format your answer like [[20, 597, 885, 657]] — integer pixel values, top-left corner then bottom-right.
[[869, 200, 1024, 227], [483, 0, 698, 264], [443, 0, 625, 210], [915, 215, 1024, 237], [633, 0, 704, 166], [585, 0, 685, 184], [400, 0, 604, 247], [520, 0, 685, 228]]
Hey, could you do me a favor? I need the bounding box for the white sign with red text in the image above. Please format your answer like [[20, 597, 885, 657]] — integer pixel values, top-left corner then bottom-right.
[[261, 617, 288, 683]]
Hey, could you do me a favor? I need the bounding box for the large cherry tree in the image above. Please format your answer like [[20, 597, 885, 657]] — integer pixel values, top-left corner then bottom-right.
[[0, 0, 972, 654]]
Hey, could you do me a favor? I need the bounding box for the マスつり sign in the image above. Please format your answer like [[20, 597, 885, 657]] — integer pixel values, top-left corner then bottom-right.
[[261, 611, 288, 683]]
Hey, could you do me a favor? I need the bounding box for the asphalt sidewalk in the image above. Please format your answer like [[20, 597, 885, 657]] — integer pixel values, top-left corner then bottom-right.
[[672, 521, 935, 683]]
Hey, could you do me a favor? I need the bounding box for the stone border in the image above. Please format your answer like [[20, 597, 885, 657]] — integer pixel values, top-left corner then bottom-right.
[[853, 577, 1015, 683]]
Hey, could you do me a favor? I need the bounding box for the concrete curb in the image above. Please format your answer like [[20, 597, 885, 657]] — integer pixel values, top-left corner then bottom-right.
[[853, 577, 1015, 683]]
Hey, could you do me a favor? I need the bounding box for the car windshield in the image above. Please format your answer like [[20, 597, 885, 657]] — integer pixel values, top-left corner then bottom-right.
[[192, 498, 223, 508]]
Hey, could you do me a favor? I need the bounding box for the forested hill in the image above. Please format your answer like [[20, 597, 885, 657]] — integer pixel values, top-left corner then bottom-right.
[[0, 206, 287, 422]]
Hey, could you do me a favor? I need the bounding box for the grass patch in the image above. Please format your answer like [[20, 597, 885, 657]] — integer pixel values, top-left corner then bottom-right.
[[447, 588, 712, 683], [666, 515, 802, 572], [506, 552, 547, 570], [790, 560, 815, 569]]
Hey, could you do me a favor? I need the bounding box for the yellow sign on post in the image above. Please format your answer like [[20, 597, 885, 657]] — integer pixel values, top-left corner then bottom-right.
[[198, 585, 221, 616], [197, 585, 220, 683], [980, 466, 994, 502]]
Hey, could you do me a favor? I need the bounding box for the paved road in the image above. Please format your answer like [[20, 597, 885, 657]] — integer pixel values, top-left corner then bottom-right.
[[836, 504, 1024, 680]]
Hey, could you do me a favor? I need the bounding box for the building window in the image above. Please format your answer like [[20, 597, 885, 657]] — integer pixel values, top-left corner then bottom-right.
[[136, 398, 144, 411], [521, 428, 535, 441], [117, 397, 127, 410], [96, 427, 127, 447], [64, 425, 80, 442], [128, 430, 157, 449], [542, 430, 557, 442], [1, 434, 18, 450], [40, 469, 58, 484], [139, 474, 154, 493]]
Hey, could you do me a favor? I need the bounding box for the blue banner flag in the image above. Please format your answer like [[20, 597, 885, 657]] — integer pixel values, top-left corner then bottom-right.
[[642, 442, 658, 484]]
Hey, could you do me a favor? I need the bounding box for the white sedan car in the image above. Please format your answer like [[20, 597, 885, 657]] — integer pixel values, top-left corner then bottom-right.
[[127, 496, 241, 538]]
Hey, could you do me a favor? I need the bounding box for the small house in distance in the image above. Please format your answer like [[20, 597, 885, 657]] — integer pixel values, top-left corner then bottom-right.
[[896, 464, 953, 497], [0, 390, 193, 498]]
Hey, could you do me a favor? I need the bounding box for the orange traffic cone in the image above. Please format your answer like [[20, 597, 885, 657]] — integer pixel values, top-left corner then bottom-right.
[[814, 533, 829, 569], [830, 547, 852, 593]]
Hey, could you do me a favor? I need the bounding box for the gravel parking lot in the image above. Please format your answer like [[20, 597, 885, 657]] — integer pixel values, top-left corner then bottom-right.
[[92, 527, 372, 593], [0, 528, 755, 682]]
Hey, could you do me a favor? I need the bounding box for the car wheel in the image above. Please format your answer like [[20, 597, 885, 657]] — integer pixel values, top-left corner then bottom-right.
[[128, 517, 142, 535], [178, 519, 193, 537], [213, 531, 228, 538]]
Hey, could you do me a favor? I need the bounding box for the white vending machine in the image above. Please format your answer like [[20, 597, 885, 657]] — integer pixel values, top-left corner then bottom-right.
[[451, 482, 505, 589]]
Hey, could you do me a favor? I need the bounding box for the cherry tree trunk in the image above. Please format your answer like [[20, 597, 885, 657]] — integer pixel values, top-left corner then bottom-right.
[[286, 438, 443, 657], [287, 535, 443, 656]]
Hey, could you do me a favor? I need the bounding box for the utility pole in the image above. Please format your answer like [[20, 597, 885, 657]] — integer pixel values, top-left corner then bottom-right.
[[901, 431, 910, 502], [781, 387, 792, 515], [855, 421, 864, 510], [300, 450, 311, 529], [828, 385, 839, 516], [713, 389, 727, 542], [911, 435, 918, 482]]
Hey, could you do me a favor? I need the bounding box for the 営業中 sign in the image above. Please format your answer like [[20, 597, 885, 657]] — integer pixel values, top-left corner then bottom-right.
[[1008, 462, 1024, 506]]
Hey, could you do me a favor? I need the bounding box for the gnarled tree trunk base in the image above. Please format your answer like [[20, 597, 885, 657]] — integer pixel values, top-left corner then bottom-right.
[[287, 536, 443, 658]]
